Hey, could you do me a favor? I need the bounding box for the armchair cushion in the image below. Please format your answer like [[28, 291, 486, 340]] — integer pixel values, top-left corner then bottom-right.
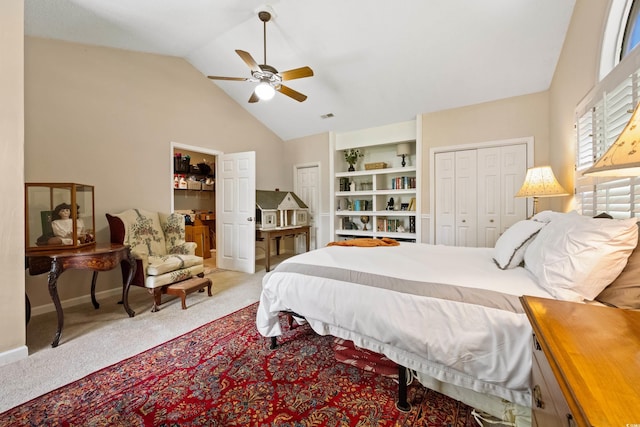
[[159, 212, 196, 254], [107, 209, 204, 290], [115, 209, 168, 257], [147, 254, 203, 276]]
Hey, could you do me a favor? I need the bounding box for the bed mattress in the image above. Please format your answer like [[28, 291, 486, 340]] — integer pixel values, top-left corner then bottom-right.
[[256, 242, 554, 407]]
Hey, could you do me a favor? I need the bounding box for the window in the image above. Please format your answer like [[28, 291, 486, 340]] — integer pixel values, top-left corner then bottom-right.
[[576, 5, 640, 219], [621, 0, 640, 59]]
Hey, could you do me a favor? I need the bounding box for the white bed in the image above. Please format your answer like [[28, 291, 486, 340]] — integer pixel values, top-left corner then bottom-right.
[[256, 213, 639, 426], [256, 243, 551, 423]]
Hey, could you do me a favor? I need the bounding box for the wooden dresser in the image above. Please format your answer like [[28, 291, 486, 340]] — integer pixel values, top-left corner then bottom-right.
[[520, 296, 640, 427], [185, 225, 210, 259]]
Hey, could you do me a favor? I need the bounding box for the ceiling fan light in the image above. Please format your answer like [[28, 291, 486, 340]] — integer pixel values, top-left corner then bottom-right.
[[255, 81, 275, 100]]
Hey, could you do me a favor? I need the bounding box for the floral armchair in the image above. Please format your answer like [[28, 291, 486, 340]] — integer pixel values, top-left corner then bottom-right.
[[106, 208, 204, 313]]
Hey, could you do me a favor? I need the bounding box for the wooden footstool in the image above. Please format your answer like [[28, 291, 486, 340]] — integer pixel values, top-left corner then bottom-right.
[[165, 276, 212, 309]]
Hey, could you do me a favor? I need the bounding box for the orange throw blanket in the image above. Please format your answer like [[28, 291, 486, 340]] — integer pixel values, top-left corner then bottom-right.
[[327, 237, 400, 247]]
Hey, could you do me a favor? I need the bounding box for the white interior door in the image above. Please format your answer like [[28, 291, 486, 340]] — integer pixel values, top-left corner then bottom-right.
[[216, 151, 256, 273], [455, 150, 478, 247], [295, 164, 319, 250], [477, 147, 501, 247], [434, 152, 455, 245]]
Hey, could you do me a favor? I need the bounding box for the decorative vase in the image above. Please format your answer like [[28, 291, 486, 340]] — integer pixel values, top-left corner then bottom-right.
[[348, 164, 355, 172]]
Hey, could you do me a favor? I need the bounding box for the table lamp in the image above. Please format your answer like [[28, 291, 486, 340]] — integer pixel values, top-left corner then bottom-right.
[[396, 143, 410, 167], [515, 166, 569, 215], [583, 101, 640, 177]]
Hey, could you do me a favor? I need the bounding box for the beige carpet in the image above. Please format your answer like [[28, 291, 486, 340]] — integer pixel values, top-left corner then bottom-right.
[[0, 266, 266, 413]]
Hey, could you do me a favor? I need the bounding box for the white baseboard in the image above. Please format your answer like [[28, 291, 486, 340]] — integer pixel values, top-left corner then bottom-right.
[[30, 287, 122, 317], [0, 345, 28, 367]]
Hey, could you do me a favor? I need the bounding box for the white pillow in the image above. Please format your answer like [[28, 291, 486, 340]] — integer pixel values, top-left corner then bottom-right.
[[531, 210, 579, 224], [524, 214, 639, 301], [493, 220, 546, 269]]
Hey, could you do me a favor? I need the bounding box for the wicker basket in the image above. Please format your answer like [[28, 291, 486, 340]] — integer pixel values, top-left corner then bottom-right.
[[365, 162, 387, 170], [187, 181, 202, 190]]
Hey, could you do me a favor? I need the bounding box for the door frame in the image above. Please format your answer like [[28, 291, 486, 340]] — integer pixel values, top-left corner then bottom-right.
[[170, 141, 223, 262], [293, 161, 321, 250], [429, 136, 534, 244]]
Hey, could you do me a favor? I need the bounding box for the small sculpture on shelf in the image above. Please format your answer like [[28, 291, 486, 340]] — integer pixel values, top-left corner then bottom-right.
[[360, 215, 370, 231], [386, 197, 395, 211], [344, 149, 363, 172]]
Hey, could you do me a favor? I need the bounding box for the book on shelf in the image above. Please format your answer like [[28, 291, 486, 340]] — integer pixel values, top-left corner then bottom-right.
[[390, 176, 416, 190], [408, 197, 416, 211]]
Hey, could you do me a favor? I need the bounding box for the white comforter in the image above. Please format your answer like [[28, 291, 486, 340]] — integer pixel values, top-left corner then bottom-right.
[[256, 242, 554, 407]]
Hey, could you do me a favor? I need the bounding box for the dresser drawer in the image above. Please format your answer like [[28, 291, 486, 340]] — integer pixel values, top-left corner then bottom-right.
[[531, 334, 576, 427]]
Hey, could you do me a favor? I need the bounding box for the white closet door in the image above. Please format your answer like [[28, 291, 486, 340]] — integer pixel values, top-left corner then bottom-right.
[[455, 150, 477, 247], [434, 152, 456, 245], [477, 147, 501, 247], [499, 144, 527, 232]]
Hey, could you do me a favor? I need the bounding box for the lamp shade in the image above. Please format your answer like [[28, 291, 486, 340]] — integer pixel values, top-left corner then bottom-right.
[[583, 101, 640, 177], [396, 142, 410, 157], [515, 166, 569, 198]]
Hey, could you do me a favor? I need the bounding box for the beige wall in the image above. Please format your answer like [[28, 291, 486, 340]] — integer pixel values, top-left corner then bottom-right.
[[419, 91, 550, 212], [0, 0, 26, 362], [282, 132, 331, 211], [23, 37, 288, 308], [549, 1, 610, 212]]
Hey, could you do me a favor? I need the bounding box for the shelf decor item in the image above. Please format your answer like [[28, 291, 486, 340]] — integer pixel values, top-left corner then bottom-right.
[[396, 142, 410, 167], [360, 215, 370, 231], [344, 149, 363, 172], [25, 182, 96, 251], [364, 162, 387, 170]]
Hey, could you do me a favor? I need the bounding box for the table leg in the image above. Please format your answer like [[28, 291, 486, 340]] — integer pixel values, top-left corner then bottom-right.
[[305, 229, 310, 252], [90, 271, 100, 309], [47, 258, 64, 348], [122, 252, 137, 317], [265, 235, 272, 272]]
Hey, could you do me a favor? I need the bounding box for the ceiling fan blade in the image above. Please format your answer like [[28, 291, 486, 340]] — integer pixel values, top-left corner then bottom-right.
[[207, 75, 249, 81], [278, 84, 308, 102], [248, 92, 259, 103], [280, 66, 314, 81], [235, 50, 261, 73]]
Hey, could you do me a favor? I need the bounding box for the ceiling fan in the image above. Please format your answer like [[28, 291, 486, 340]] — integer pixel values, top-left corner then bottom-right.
[[207, 10, 314, 103]]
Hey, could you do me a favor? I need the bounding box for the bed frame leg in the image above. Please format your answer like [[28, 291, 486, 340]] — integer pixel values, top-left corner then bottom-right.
[[269, 336, 278, 349], [396, 365, 411, 412]]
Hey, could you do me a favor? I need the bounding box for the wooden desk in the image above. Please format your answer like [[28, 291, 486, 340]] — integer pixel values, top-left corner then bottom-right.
[[521, 296, 640, 427], [26, 243, 136, 347], [256, 225, 310, 272]]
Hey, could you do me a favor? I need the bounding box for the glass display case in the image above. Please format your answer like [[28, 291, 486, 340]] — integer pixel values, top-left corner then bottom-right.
[[25, 183, 95, 251]]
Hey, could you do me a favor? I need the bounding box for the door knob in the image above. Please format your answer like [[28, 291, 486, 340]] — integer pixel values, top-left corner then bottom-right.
[[461, 219, 466, 223], [247, 217, 253, 222]]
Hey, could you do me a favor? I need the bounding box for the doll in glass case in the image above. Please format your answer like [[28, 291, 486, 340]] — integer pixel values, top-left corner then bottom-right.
[[47, 202, 94, 245]]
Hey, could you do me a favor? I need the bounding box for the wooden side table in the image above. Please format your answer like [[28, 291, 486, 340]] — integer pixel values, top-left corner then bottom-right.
[[255, 225, 310, 272], [521, 295, 640, 427], [26, 243, 136, 347]]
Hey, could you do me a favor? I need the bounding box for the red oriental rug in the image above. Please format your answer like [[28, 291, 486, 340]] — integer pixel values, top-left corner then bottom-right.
[[0, 303, 478, 426]]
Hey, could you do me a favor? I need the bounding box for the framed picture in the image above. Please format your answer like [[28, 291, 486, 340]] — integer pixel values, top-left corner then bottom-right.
[[401, 203, 409, 211]]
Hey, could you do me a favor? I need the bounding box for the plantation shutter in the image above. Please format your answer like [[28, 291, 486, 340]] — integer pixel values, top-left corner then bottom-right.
[[575, 47, 640, 219]]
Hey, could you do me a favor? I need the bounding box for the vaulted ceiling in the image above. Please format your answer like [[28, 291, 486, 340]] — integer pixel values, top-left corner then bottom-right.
[[24, 0, 576, 141]]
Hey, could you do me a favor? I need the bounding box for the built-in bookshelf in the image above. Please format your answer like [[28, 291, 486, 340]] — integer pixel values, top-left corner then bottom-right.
[[330, 119, 421, 242]]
